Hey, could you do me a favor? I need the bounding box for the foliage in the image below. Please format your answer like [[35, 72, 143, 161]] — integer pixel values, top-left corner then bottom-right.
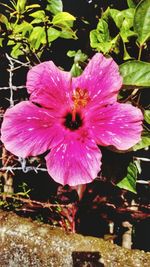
[[90, 0, 150, 192], [90, 0, 150, 60], [117, 162, 137, 193], [67, 49, 88, 77], [120, 60, 150, 87], [0, 0, 77, 61]]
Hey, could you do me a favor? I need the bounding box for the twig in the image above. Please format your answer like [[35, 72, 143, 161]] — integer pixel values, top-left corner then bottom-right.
[[0, 193, 74, 209]]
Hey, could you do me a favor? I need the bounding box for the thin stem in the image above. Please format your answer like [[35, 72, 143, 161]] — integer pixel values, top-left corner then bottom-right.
[[45, 21, 49, 48], [138, 45, 143, 60]]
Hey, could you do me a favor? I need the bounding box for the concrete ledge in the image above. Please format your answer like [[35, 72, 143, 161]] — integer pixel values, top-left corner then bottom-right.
[[0, 210, 150, 267]]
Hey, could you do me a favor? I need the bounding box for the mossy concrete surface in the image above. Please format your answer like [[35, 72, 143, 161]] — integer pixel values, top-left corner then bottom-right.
[[0, 210, 150, 267]]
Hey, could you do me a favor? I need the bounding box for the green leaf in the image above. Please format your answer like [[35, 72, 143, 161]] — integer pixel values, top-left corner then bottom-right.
[[30, 18, 43, 25], [29, 26, 46, 50], [90, 19, 112, 54], [96, 19, 110, 41], [52, 12, 76, 25], [11, 43, 24, 58], [144, 110, 150, 124], [90, 7, 136, 56], [117, 162, 137, 193], [133, 130, 150, 150], [13, 21, 33, 36], [67, 50, 76, 57], [60, 28, 77, 39], [90, 28, 118, 54], [0, 14, 10, 29], [108, 8, 136, 43], [119, 60, 150, 87], [30, 10, 45, 19], [16, 0, 27, 13], [120, 9, 136, 42], [7, 40, 15, 45], [46, 0, 63, 15], [0, 38, 4, 47], [127, 0, 136, 8], [68, 49, 87, 63], [108, 8, 135, 31], [70, 63, 82, 77], [67, 50, 87, 77], [109, 9, 123, 28], [47, 27, 60, 42], [134, 0, 150, 45]]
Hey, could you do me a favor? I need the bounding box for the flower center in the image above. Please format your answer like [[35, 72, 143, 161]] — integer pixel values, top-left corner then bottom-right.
[[64, 112, 82, 131], [72, 88, 90, 121]]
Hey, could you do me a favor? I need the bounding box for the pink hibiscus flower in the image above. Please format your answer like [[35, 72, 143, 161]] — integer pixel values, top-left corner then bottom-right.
[[1, 53, 143, 186]]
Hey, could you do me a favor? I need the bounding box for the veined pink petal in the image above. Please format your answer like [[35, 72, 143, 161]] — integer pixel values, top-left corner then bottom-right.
[[26, 61, 72, 110], [1, 101, 65, 158], [88, 103, 143, 150], [45, 136, 102, 186], [72, 53, 122, 108]]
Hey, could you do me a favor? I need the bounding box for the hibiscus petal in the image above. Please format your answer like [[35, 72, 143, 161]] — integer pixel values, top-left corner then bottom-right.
[[26, 61, 72, 110], [88, 103, 143, 150], [45, 137, 101, 186], [72, 53, 122, 107], [1, 101, 65, 158]]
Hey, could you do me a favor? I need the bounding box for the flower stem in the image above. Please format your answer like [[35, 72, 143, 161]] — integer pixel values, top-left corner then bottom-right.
[[138, 45, 142, 60]]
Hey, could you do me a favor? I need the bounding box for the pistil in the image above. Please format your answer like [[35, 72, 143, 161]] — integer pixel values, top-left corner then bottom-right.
[[72, 88, 90, 121]]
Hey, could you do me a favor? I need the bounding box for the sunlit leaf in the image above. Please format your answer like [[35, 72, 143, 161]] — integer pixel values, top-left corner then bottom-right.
[[11, 43, 24, 58], [16, 0, 27, 13], [30, 10, 45, 19], [47, 27, 60, 42], [127, 0, 136, 8], [67, 50, 76, 57], [0, 14, 10, 29], [67, 49, 87, 63], [13, 21, 33, 36], [30, 18, 43, 24], [70, 63, 82, 77], [67, 50, 87, 77], [52, 12, 76, 25], [134, 0, 150, 45], [46, 0, 63, 15], [109, 8, 136, 43], [29, 26, 46, 50], [119, 60, 150, 87], [144, 110, 150, 124], [0, 38, 4, 47], [117, 162, 137, 193], [109, 9, 123, 28], [7, 40, 15, 45], [133, 130, 150, 151], [60, 28, 77, 39], [90, 19, 113, 54], [90, 7, 136, 55]]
